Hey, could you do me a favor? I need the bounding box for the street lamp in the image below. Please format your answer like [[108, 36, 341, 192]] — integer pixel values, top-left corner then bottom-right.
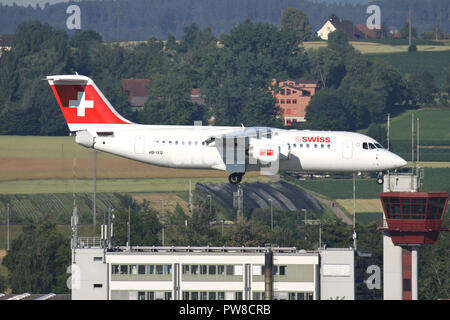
[[269, 198, 273, 231], [301, 209, 307, 241], [207, 194, 212, 217]]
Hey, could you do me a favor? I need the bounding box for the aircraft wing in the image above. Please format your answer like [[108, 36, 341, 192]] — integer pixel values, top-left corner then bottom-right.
[[204, 127, 273, 145]]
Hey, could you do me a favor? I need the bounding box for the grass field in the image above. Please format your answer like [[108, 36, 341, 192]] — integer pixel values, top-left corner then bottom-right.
[[0, 135, 258, 181], [302, 41, 450, 54], [359, 108, 450, 161], [366, 51, 450, 86], [387, 109, 450, 142]]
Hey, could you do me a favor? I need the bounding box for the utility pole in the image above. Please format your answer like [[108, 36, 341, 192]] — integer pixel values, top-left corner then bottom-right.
[[189, 180, 193, 215], [207, 195, 212, 217], [127, 205, 131, 249], [161, 199, 165, 246], [6, 204, 10, 251], [408, 7, 412, 46], [93, 149, 97, 227], [352, 173, 357, 250], [269, 199, 273, 231], [387, 113, 390, 151]]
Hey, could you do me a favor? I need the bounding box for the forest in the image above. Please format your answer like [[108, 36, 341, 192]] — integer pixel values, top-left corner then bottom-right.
[[0, 0, 448, 40], [1, 15, 448, 136]]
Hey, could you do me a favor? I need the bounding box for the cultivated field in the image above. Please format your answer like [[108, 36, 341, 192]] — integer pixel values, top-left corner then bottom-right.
[[0, 135, 267, 183], [302, 41, 450, 54]]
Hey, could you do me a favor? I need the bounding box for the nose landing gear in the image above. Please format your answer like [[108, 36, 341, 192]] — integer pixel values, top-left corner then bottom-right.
[[228, 172, 245, 185], [376, 172, 384, 185]]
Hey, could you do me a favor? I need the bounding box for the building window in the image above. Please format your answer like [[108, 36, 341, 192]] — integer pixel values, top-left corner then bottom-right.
[[208, 265, 216, 275], [147, 264, 154, 275], [292, 99, 297, 104], [93, 284, 103, 288], [218, 265, 225, 275], [112, 265, 119, 274], [156, 265, 163, 275], [130, 265, 138, 275], [138, 265, 146, 275], [287, 99, 291, 104], [191, 265, 199, 275], [281, 99, 285, 104], [279, 266, 286, 276], [120, 265, 128, 275], [226, 265, 234, 275], [93, 257, 102, 262]]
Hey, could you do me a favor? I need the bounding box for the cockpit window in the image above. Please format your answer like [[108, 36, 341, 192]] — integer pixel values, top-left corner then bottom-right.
[[369, 143, 376, 149], [363, 142, 368, 150], [375, 143, 383, 149]]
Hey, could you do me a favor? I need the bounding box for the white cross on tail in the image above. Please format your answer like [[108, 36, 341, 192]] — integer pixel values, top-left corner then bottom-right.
[[69, 92, 94, 117]]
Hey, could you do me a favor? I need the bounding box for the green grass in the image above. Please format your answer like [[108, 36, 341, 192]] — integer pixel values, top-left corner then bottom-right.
[[294, 178, 383, 200], [356, 212, 383, 225], [359, 108, 450, 161], [366, 51, 450, 86], [0, 135, 95, 159], [0, 176, 270, 195], [293, 168, 450, 200]]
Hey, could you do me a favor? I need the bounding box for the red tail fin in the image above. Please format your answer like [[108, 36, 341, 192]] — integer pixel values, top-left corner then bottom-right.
[[47, 75, 132, 131]]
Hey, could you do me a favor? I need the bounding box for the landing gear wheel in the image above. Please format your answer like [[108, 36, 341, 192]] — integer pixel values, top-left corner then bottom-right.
[[376, 172, 384, 185], [228, 172, 244, 185]]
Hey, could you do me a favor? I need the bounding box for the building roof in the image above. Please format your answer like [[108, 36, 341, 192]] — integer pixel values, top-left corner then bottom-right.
[[0, 293, 71, 300], [354, 24, 379, 39], [121, 78, 150, 97], [329, 19, 365, 39], [0, 34, 14, 47]]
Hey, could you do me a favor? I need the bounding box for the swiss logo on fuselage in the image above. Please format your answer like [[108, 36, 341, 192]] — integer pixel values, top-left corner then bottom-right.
[[295, 136, 331, 143]]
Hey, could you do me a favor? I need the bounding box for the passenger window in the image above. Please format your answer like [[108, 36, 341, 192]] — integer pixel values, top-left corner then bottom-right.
[[188, 141, 191, 145], [195, 141, 198, 146], [327, 144, 331, 149], [175, 141, 178, 145], [321, 144, 324, 148], [363, 142, 368, 150], [300, 144, 303, 148], [306, 144, 310, 148], [293, 144, 296, 148], [314, 144, 317, 148]]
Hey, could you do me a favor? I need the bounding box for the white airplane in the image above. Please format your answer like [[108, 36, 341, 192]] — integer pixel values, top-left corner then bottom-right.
[[46, 74, 407, 185]]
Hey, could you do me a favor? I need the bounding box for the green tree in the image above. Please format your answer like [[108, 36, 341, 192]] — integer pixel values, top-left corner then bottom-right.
[[305, 89, 351, 130], [405, 72, 437, 105], [280, 7, 312, 42], [111, 195, 163, 246], [400, 22, 417, 39], [308, 47, 344, 89], [2, 223, 71, 293]]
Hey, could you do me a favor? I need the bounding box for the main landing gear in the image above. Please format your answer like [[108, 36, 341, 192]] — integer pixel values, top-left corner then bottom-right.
[[376, 172, 384, 185], [228, 172, 245, 185]]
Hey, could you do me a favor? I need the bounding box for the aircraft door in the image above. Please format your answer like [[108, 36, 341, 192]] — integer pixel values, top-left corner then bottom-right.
[[134, 135, 145, 154], [342, 140, 353, 159]]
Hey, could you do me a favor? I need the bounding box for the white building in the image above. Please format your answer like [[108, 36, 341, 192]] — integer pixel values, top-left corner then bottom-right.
[[70, 241, 355, 300], [317, 20, 337, 40]]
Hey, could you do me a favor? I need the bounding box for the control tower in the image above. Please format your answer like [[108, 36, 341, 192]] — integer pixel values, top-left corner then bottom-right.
[[377, 172, 448, 300]]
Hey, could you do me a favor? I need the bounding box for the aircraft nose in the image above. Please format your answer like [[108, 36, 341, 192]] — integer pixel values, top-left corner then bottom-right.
[[391, 154, 407, 168], [397, 156, 407, 167]]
